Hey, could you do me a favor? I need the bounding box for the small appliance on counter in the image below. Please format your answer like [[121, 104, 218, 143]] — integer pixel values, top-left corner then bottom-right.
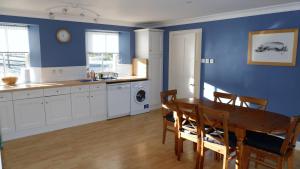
[[98, 72, 118, 80]]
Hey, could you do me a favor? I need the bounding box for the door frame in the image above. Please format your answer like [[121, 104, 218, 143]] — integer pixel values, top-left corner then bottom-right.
[[168, 29, 202, 98]]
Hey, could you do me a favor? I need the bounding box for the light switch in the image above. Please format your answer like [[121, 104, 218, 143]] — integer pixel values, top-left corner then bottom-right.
[[205, 59, 210, 63], [209, 59, 214, 64], [201, 59, 206, 63]]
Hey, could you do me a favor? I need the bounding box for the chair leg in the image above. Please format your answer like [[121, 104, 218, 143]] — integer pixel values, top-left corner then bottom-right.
[[162, 120, 167, 144], [243, 148, 250, 169], [276, 158, 283, 169], [287, 153, 294, 169], [177, 138, 183, 161], [222, 153, 229, 169], [198, 142, 204, 169], [193, 142, 197, 152]]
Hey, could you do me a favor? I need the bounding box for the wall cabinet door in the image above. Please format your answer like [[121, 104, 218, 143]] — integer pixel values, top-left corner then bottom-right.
[[14, 98, 45, 131], [149, 56, 163, 107], [0, 101, 15, 134], [45, 95, 72, 125], [149, 31, 163, 55], [71, 92, 90, 119], [90, 90, 107, 121]]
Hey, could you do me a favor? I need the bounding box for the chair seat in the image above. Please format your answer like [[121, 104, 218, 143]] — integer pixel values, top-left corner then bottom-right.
[[205, 131, 237, 148], [245, 131, 284, 155], [164, 112, 175, 123]]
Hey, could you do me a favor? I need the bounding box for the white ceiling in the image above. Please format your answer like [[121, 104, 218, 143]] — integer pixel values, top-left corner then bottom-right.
[[0, 0, 300, 26]]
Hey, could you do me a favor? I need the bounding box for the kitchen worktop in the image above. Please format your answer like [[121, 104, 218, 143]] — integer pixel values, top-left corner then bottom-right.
[[0, 76, 148, 93]]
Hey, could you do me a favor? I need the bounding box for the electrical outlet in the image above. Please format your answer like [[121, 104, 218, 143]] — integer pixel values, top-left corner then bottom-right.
[[205, 59, 210, 63], [201, 58, 206, 63], [209, 59, 214, 64]]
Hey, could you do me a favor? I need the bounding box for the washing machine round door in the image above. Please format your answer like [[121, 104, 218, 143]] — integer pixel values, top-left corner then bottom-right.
[[135, 89, 146, 104]]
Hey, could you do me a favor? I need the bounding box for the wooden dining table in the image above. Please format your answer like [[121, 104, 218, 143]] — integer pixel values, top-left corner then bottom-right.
[[175, 97, 290, 169]]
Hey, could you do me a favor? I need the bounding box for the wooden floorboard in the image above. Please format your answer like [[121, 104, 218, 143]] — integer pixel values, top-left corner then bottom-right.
[[2, 110, 300, 169]]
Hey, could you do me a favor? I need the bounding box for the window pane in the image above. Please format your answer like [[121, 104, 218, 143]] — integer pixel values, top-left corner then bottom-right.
[[0, 25, 29, 78], [0, 28, 7, 52], [106, 33, 119, 53], [86, 31, 119, 72], [7, 28, 29, 52], [86, 32, 106, 53]]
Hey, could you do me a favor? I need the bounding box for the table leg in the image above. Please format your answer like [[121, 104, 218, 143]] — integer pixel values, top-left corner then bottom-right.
[[235, 128, 246, 169]]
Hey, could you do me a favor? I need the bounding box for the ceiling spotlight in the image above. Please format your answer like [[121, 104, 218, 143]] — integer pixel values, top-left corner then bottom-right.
[[49, 12, 55, 19], [80, 13, 85, 17], [94, 18, 98, 23], [62, 8, 68, 15]]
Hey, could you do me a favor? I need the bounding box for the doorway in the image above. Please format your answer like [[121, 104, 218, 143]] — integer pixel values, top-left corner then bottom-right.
[[168, 29, 202, 98]]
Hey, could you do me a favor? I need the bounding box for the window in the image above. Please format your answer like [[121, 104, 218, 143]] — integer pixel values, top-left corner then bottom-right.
[[0, 25, 30, 78], [86, 31, 119, 72]]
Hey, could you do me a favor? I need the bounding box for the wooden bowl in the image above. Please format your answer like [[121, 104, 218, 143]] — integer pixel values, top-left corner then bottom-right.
[[2, 76, 18, 85]]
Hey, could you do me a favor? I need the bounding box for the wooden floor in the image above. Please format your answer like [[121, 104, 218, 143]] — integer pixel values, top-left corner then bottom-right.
[[2, 110, 300, 169]]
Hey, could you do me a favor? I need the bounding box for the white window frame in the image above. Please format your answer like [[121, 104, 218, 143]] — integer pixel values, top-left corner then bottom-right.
[[85, 31, 119, 73]]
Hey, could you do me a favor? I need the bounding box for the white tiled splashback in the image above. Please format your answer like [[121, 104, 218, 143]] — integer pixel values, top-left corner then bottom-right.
[[30, 64, 132, 83], [30, 66, 86, 82]]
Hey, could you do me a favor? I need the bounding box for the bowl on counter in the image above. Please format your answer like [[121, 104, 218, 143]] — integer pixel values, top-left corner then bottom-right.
[[2, 76, 18, 86]]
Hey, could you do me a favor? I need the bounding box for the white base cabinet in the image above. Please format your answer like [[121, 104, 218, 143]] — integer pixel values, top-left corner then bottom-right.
[[90, 90, 107, 120], [71, 92, 90, 119], [0, 101, 15, 134], [1, 84, 109, 141], [45, 95, 72, 125], [14, 98, 45, 131]]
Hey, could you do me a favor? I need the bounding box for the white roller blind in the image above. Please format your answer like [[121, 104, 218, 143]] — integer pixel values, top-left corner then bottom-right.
[[0, 25, 29, 52], [86, 31, 119, 53]]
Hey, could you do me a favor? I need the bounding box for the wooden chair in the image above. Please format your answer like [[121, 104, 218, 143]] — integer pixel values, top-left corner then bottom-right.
[[160, 90, 177, 144], [198, 106, 237, 169], [213, 91, 237, 161], [175, 101, 203, 169], [214, 91, 237, 105], [239, 96, 268, 110], [243, 115, 300, 169]]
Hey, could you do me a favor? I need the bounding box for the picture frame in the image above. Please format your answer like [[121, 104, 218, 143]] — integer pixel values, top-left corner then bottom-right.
[[248, 28, 298, 66]]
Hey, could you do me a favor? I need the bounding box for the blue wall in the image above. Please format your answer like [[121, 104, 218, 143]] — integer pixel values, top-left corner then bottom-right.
[[0, 15, 137, 67], [162, 10, 300, 116]]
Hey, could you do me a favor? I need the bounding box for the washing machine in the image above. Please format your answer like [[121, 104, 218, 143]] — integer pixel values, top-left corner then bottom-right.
[[130, 80, 150, 115]]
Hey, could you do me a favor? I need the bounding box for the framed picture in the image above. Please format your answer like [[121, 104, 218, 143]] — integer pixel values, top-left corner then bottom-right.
[[248, 28, 298, 66]]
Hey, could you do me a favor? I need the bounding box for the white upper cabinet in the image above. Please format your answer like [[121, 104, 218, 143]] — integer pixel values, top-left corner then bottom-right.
[[149, 31, 163, 55], [14, 97, 45, 131], [45, 94, 72, 125], [0, 101, 15, 134], [135, 29, 163, 57]]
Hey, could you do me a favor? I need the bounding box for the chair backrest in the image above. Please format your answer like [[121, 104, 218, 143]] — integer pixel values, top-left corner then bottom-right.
[[214, 91, 237, 105], [199, 106, 230, 150], [160, 90, 177, 104], [280, 115, 300, 154], [239, 96, 268, 110], [175, 101, 201, 138]]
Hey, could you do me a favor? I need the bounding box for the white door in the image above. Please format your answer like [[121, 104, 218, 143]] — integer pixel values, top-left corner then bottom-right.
[[149, 55, 162, 107], [90, 90, 107, 121], [14, 98, 45, 131], [0, 101, 15, 134], [169, 29, 202, 98], [45, 95, 72, 125], [71, 92, 90, 119]]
